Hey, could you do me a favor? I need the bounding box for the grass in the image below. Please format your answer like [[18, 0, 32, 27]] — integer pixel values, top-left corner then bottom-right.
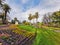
[[17, 24, 60, 45], [41, 25, 60, 30], [18, 24, 36, 32]]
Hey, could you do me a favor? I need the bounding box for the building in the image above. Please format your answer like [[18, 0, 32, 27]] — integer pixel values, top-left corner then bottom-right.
[[15, 20, 19, 25]]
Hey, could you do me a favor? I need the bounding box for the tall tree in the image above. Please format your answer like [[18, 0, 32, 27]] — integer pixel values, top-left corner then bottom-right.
[[42, 12, 52, 24], [0, 0, 3, 6], [52, 11, 60, 21], [14, 17, 17, 21], [2, 4, 11, 24], [35, 12, 39, 23], [51, 10, 60, 25], [1, 13, 5, 24], [32, 15, 35, 24], [0, 0, 5, 7], [28, 14, 32, 23], [42, 14, 48, 24]]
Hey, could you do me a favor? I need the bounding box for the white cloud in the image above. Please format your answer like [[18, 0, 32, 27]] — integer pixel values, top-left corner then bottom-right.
[[42, 0, 60, 8], [5, 0, 60, 22], [21, 0, 29, 4]]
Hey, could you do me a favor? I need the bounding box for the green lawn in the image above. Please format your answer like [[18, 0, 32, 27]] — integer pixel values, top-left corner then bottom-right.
[[18, 24, 60, 45]]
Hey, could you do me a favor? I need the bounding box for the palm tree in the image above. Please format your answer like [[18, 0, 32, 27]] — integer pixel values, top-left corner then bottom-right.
[[28, 14, 32, 25], [35, 12, 39, 23], [0, 0, 2, 6], [32, 15, 35, 24], [0, 0, 4, 7], [2, 4, 11, 24], [1, 13, 5, 24]]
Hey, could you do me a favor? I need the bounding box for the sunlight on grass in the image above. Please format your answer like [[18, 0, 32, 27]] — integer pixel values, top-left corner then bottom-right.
[[18, 24, 60, 45]]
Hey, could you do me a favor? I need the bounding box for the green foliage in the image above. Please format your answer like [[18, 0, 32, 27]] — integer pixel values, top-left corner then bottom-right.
[[0, 0, 4, 6], [18, 24, 36, 32], [35, 12, 39, 19], [51, 10, 60, 27], [28, 12, 39, 23], [24, 22, 30, 25], [3, 4, 11, 13], [14, 17, 17, 21], [52, 10, 60, 22], [23, 20, 26, 24], [28, 14, 32, 21], [42, 10, 60, 27], [3, 4, 11, 21]]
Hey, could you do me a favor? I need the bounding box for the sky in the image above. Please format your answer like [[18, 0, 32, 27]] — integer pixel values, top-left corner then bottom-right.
[[5, 0, 60, 22]]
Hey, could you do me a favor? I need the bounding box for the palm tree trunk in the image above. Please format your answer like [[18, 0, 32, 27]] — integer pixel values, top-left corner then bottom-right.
[[5, 11, 7, 20], [2, 16, 4, 24], [36, 19, 37, 23], [33, 19, 35, 24], [36, 18, 38, 24], [30, 20, 31, 25], [4, 11, 7, 24]]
